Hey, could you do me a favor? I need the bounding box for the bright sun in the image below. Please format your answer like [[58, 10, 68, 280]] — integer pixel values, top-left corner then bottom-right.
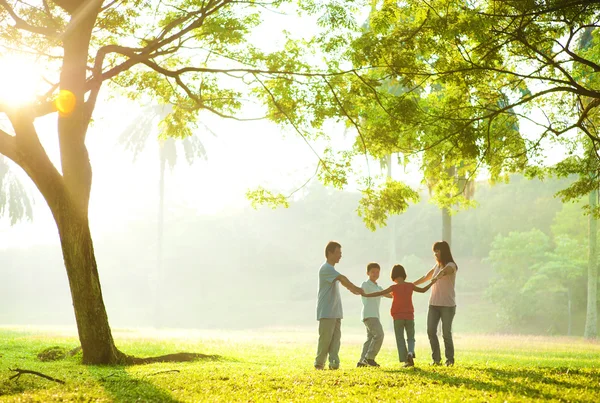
[[0, 53, 47, 107]]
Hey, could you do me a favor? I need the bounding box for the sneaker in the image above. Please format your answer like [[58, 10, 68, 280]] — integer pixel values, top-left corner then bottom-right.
[[407, 353, 415, 367], [365, 359, 380, 367], [430, 361, 442, 366], [445, 360, 454, 367], [314, 365, 325, 370], [403, 361, 414, 368], [357, 360, 368, 367], [328, 365, 339, 370]]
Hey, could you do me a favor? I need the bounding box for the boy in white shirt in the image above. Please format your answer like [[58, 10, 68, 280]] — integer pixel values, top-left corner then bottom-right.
[[357, 262, 391, 367]]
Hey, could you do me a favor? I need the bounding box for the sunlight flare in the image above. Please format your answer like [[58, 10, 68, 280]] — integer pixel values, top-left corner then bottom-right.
[[0, 54, 46, 107], [55, 90, 76, 116]]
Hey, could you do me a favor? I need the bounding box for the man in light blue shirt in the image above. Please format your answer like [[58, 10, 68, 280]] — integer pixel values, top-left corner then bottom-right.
[[357, 262, 391, 367], [315, 241, 363, 370]]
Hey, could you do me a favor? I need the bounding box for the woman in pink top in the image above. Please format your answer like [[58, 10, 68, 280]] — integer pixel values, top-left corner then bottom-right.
[[414, 241, 458, 366]]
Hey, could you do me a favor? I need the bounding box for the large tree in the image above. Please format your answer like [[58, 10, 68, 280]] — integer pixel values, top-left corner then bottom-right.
[[0, 0, 377, 364]]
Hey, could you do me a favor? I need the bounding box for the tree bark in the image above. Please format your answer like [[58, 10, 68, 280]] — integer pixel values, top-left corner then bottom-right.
[[56, 207, 125, 363]]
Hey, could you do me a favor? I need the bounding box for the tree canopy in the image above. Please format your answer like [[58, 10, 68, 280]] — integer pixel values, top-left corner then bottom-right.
[[2, 0, 600, 362]]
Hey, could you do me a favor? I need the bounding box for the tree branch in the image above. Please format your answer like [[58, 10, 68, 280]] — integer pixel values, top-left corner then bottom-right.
[[0, 0, 59, 37], [9, 368, 65, 384], [0, 128, 19, 163]]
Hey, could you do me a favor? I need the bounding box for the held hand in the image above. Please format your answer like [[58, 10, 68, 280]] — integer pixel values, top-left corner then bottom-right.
[[431, 278, 438, 284]]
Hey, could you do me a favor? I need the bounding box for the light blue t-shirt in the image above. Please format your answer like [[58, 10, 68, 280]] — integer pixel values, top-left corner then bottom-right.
[[361, 280, 383, 320], [316, 262, 343, 320]]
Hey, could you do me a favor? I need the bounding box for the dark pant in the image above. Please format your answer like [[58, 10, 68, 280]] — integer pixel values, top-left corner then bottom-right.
[[427, 305, 456, 363]]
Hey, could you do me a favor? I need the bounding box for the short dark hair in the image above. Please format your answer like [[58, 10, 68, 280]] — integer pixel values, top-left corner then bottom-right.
[[325, 241, 341, 258], [391, 264, 406, 281], [366, 262, 380, 273]]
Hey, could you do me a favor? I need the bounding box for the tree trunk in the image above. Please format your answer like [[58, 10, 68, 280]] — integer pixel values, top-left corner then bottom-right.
[[386, 154, 397, 264], [442, 165, 456, 246], [7, 112, 124, 364], [11, 1, 123, 364], [585, 187, 598, 339], [154, 143, 167, 327], [567, 287, 572, 337], [442, 207, 451, 246], [56, 206, 125, 364]]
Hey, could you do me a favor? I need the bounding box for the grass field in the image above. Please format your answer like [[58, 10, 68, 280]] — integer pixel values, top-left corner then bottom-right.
[[0, 326, 599, 402]]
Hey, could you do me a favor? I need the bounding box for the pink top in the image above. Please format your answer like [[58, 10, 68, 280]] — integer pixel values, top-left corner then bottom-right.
[[429, 262, 457, 307]]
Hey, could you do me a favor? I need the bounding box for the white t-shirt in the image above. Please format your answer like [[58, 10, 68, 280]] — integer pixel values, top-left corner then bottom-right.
[[361, 280, 384, 320]]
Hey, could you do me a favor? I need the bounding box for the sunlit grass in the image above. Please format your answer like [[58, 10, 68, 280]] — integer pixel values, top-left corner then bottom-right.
[[0, 326, 599, 402]]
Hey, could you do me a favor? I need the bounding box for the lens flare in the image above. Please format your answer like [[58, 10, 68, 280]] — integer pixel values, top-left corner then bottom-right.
[[55, 90, 76, 116]]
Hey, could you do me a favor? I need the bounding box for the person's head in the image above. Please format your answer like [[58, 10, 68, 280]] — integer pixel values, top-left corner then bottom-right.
[[325, 241, 342, 265], [390, 264, 407, 283], [433, 241, 456, 267], [366, 262, 380, 282]]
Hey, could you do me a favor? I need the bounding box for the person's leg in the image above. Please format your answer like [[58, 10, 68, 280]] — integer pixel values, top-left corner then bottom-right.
[[360, 319, 374, 363], [406, 319, 416, 356], [366, 318, 384, 361], [441, 306, 457, 365], [427, 306, 442, 364], [315, 319, 335, 368], [328, 318, 342, 369], [394, 319, 408, 363]]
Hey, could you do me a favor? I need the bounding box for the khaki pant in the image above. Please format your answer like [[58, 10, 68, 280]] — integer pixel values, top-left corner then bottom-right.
[[314, 318, 341, 368], [359, 317, 384, 361]]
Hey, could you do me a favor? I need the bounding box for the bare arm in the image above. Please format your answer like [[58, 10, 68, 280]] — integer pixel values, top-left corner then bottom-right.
[[383, 293, 393, 299], [413, 267, 436, 285], [337, 275, 364, 295], [432, 263, 457, 280], [414, 280, 436, 293], [364, 286, 394, 298]]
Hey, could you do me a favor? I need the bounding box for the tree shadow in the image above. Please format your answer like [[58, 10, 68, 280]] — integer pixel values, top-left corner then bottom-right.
[[125, 352, 220, 364], [88, 366, 181, 403], [89, 353, 221, 402], [381, 365, 596, 400]]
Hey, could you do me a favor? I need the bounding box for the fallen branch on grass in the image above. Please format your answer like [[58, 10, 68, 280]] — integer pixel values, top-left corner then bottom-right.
[[9, 368, 65, 384], [145, 369, 181, 377]]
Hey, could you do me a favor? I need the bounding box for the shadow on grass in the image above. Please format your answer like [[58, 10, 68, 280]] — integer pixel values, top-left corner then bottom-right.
[[89, 355, 221, 402], [88, 366, 181, 403], [381, 365, 596, 400]]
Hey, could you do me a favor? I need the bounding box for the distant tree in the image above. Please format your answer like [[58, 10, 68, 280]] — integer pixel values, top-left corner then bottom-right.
[[0, 156, 32, 224], [485, 229, 552, 331], [118, 104, 208, 326], [527, 235, 587, 335]]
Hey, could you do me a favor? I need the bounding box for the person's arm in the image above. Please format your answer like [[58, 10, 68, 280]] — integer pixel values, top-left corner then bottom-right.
[[432, 263, 457, 280], [413, 267, 435, 286], [337, 275, 364, 295], [364, 285, 394, 298], [383, 293, 393, 299], [414, 279, 436, 293]]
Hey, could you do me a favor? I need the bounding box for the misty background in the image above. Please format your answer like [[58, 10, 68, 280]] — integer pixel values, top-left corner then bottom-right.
[[0, 99, 595, 337]]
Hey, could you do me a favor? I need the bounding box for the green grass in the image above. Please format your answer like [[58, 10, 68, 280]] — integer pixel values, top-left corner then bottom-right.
[[0, 326, 599, 402]]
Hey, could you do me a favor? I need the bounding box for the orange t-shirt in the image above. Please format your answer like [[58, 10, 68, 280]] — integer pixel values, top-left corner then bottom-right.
[[390, 282, 416, 320]]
